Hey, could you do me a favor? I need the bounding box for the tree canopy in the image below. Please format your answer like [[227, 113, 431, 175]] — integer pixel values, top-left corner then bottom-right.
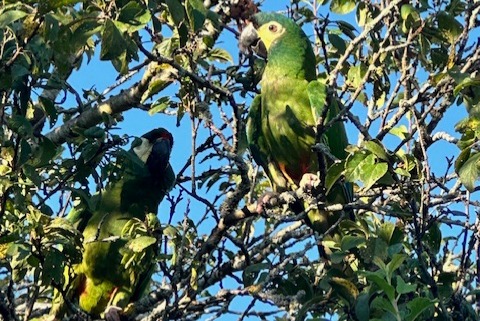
[[1, 0, 480, 320]]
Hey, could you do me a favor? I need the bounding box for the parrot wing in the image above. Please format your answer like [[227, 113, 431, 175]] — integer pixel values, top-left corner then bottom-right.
[[246, 95, 288, 191]]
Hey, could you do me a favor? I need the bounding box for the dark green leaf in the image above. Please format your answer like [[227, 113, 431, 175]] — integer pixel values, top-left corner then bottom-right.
[[341, 235, 366, 251], [243, 263, 269, 286], [423, 223, 442, 254], [18, 139, 32, 167], [100, 20, 126, 61], [406, 297, 435, 321], [437, 11, 463, 43], [325, 162, 345, 194], [118, 1, 150, 32], [371, 296, 398, 318], [396, 275, 416, 294], [328, 33, 346, 54], [8, 115, 33, 137], [166, 0, 185, 27], [186, 0, 206, 32], [23, 164, 41, 187], [364, 271, 395, 301], [386, 253, 406, 282], [83, 126, 105, 139], [355, 293, 370, 321], [337, 20, 357, 39]]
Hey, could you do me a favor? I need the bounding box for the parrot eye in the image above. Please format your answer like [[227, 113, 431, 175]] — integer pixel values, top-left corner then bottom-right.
[[268, 24, 278, 32]]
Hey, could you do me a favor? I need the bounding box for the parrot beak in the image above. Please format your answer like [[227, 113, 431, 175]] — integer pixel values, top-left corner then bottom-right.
[[239, 23, 268, 59]]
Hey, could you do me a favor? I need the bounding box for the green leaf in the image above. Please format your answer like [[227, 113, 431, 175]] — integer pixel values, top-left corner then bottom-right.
[[307, 80, 327, 121], [83, 126, 105, 139], [186, 0, 206, 32], [337, 20, 357, 39], [457, 152, 480, 192], [148, 96, 171, 115], [331, 0, 357, 14], [0, 164, 11, 176], [371, 296, 398, 319], [80, 143, 100, 163], [111, 51, 129, 74], [243, 263, 269, 286], [31, 138, 58, 168], [355, 293, 370, 321], [42, 248, 64, 284], [118, 1, 150, 32], [454, 77, 480, 96], [166, 0, 185, 27], [328, 33, 346, 54], [341, 235, 366, 251], [325, 162, 344, 194], [18, 139, 32, 167], [396, 275, 416, 294], [39, 96, 58, 126], [127, 236, 157, 252], [358, 154, 388, 190], [0, 10, 28, 28], [347, 64, 367, 88], [163, 226, 179, 238], [437, 11, 463, 44], [141, 65, 177, 103], [364, 140, 389, 161], [423, 223, 442, 254], [356, 3, 370, 27], [207, 48, 233, 63], [386, 254, 406, 282], [364, 271, 395, 301], [406, 297, 435, 321], [378, 222, 396, 244], [8, 115, 33, 137], [401, 4, 421, 33], [100, 19, 126, 61], [389, 125, 408, 140], [23, 164, 41, 187], [400, 4, 416, 20]]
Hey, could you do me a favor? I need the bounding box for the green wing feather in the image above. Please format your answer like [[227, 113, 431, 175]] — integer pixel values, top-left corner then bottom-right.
[[307, 81, 353, 205], [247, 94, 288, 191]]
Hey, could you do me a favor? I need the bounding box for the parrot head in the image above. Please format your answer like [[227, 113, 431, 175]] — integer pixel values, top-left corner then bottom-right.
[[239, 12, 316, 80], [132, 128, 174, 177]]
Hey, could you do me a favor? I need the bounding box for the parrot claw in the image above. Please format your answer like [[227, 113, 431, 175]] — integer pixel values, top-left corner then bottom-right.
[[105, 306, 123, 321], [299, 173, 321, 192], [256, 191, 280, 213], [278, 191, 297, 204]]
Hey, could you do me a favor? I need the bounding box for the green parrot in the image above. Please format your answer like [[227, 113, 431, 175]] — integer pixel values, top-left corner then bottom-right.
[[240, 12, 353, 233], [49, 128, 175, 321]]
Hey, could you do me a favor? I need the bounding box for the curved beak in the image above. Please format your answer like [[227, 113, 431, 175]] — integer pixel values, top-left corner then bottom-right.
[[239, 23, 267, 59]]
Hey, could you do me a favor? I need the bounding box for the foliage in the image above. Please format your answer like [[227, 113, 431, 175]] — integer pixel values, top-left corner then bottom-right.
[[1, 0, 480, 320]]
